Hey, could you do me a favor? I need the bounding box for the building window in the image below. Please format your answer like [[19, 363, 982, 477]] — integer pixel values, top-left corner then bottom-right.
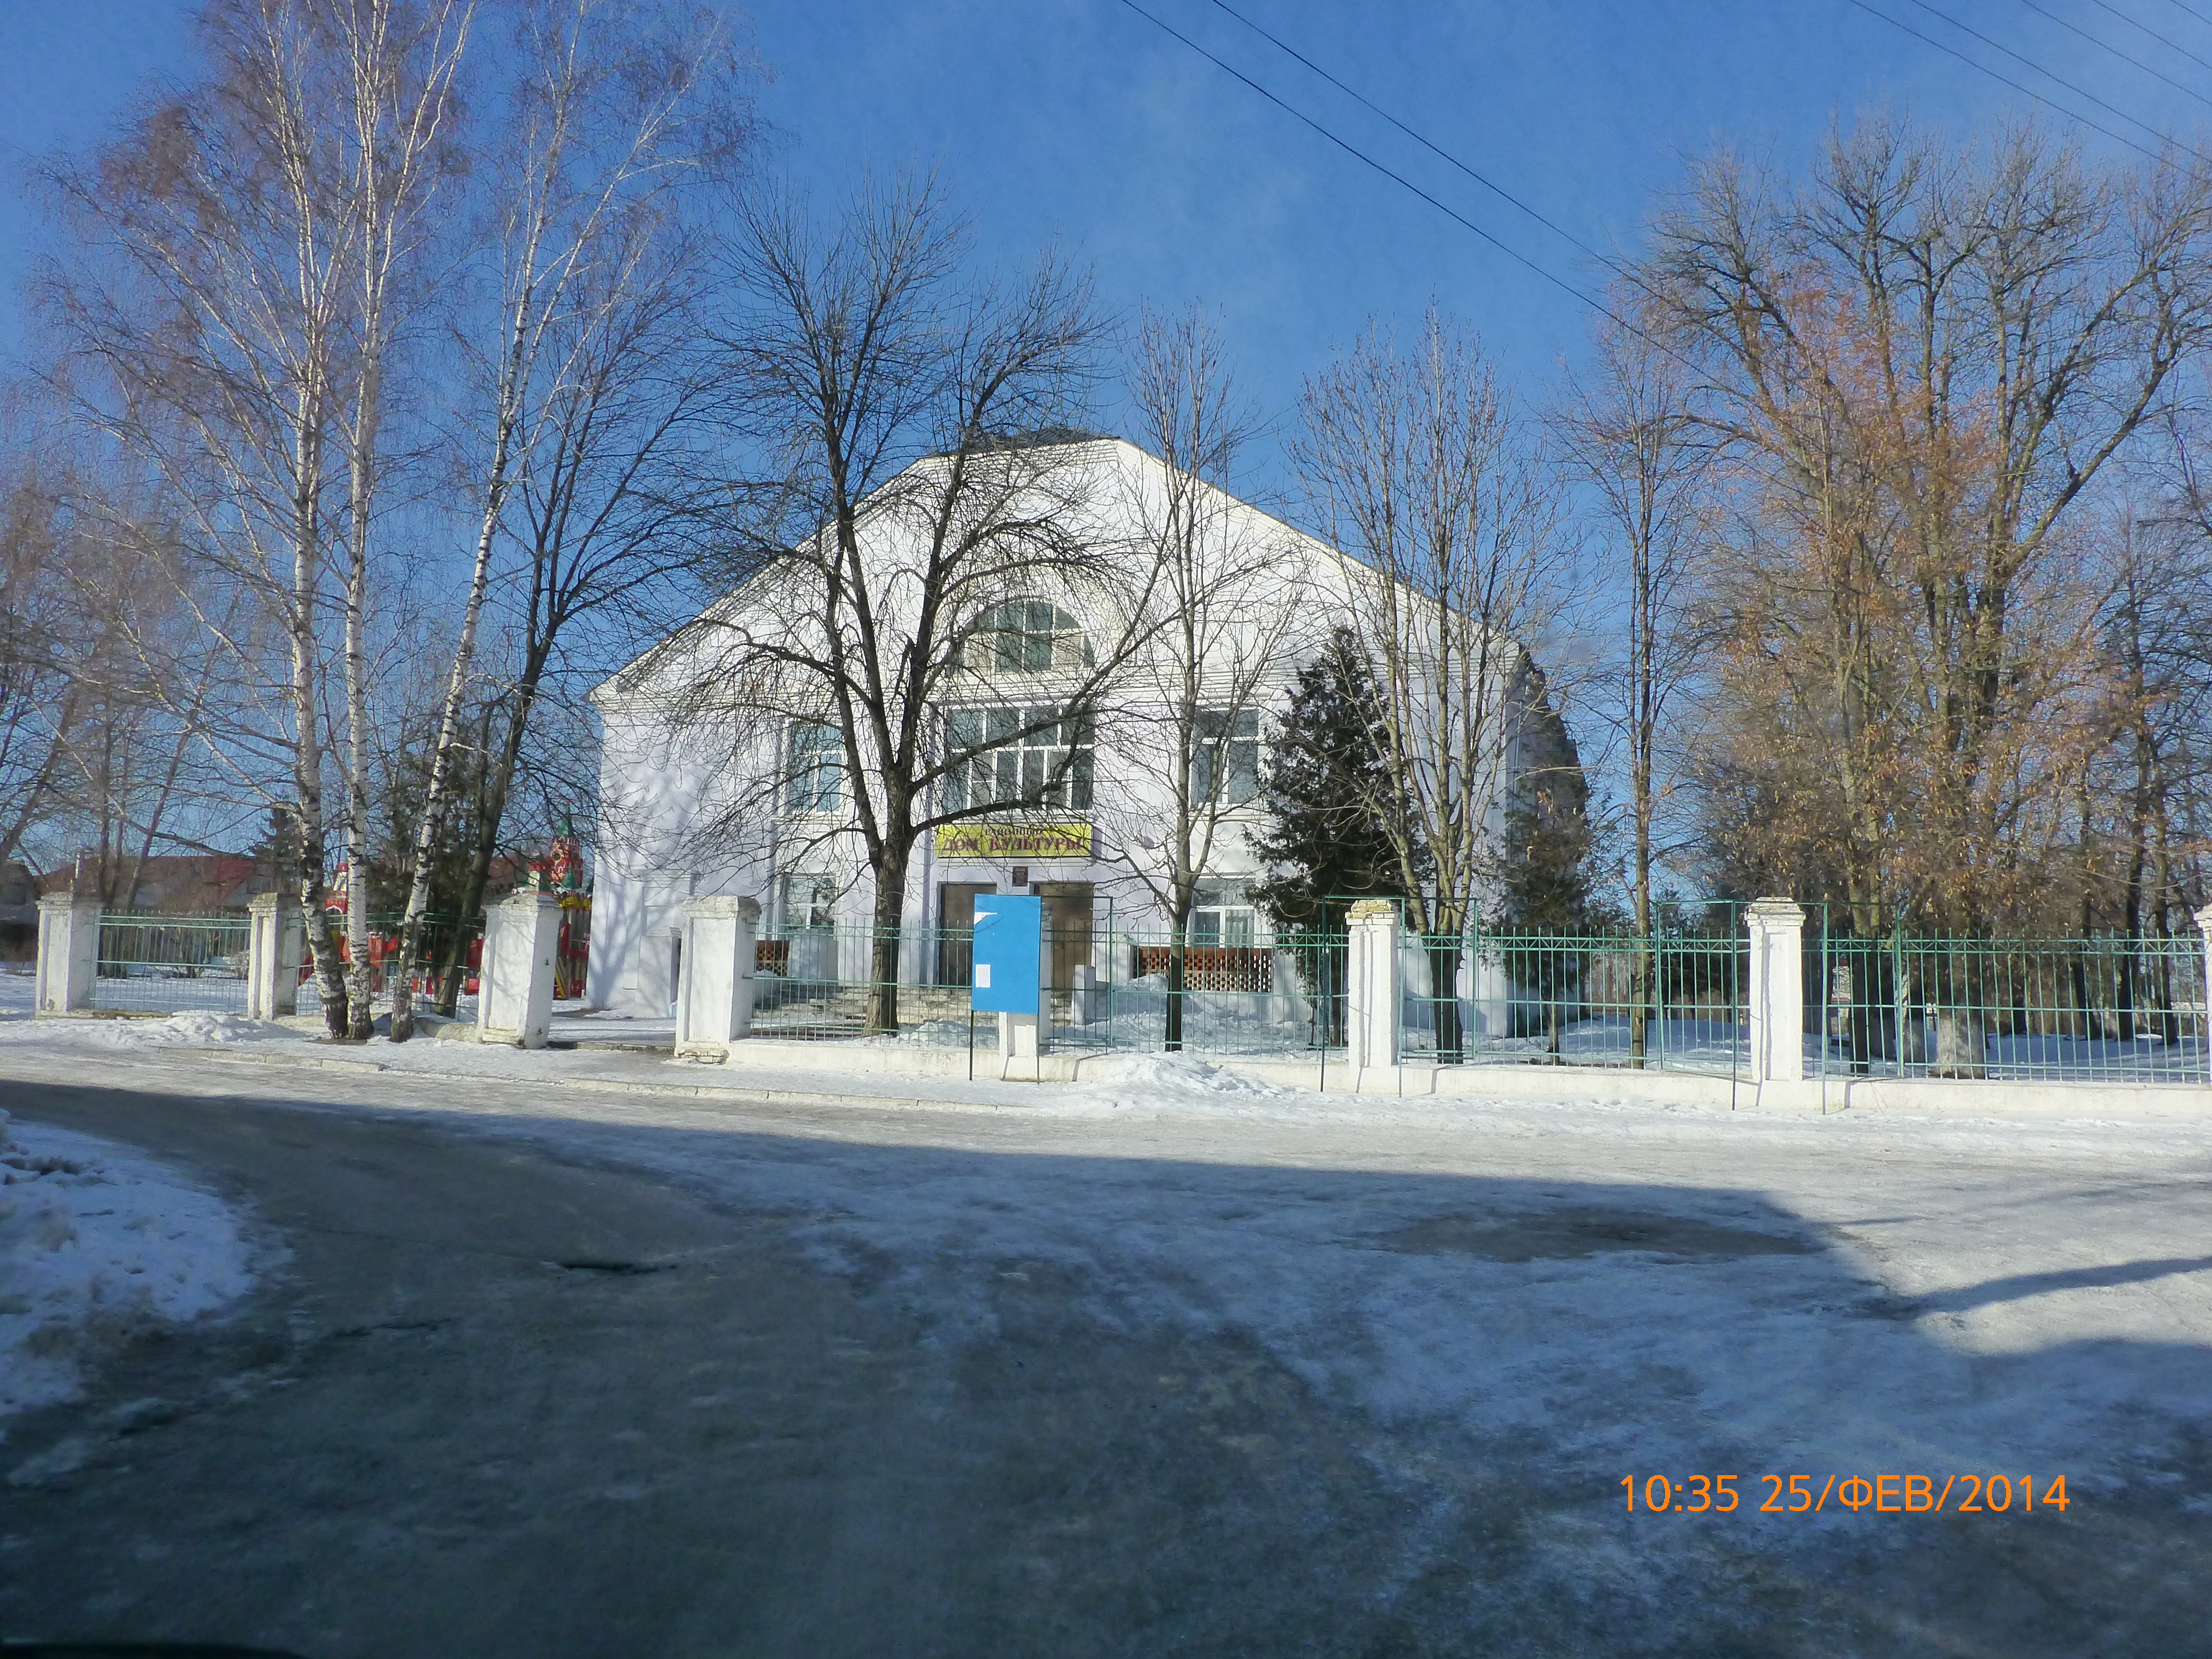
[[942, 706, 1094, 813], [970, 601, 1093, 675], [784, 721, 841, 814], [781, 873, 838, 930], [1192, 707, 1260, 805], [1189, 885, 1257, 947]]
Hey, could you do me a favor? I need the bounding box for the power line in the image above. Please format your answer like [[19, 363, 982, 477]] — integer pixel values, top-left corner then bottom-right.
[[1204, 0, 1630, 282], [2015, 0, 2212, 114], [2081, 0, 2212, 80], [2155, 0, 2212, 32], [1843, 0, 2168, 163], [1891, 0, 2208, 163], [1113, 0, 1658, 345]]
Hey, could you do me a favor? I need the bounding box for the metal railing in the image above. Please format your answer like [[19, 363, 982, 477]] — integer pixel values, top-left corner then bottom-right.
[[94, 912, 251, 1014], [1401, 903, 1748, 1076], [1813, 924, 2209, 1084], [750, 923, 987, 1044], [739, 921, 1350, 1058], [1093, 929, 1348, 1059], [292, 913, 485, 1017]]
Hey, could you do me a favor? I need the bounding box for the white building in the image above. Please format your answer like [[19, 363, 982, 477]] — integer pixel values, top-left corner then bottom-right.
[[586, 435, 1555, 1019]]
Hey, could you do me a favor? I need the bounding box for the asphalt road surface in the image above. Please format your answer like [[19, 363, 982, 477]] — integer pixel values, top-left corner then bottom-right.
[[1, 1053, 2207, 1658]]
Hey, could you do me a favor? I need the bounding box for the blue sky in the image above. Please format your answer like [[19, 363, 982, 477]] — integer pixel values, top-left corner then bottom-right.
[[6, 0, 2212, 483]]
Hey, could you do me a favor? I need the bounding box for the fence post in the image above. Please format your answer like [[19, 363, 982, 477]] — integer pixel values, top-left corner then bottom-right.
[[1346, 899, 1401, 1082], [675, 895, 759, 1060], [34, 893, 100, 1016], [1745, 898, 1806, 1083], [245, 892, 303, 1020], [476, 890, 561, 1048], [2196, 905, 2212, 1042]]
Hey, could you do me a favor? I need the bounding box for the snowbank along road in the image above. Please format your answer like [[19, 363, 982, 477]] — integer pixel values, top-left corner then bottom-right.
[[0, 1041, 2207, 1657]]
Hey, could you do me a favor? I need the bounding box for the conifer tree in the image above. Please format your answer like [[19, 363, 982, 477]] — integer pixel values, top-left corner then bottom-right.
[[1251, 630, 1414, 1041], [1251, 630, 1411, 929]]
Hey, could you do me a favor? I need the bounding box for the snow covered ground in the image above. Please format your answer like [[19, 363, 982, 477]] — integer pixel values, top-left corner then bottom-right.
[[0, 1109, 257, 1421], [1, 990, 2209, 1641]]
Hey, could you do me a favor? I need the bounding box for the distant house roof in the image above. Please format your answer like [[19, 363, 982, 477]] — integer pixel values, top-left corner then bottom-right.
[[38, 854, 265, 912]]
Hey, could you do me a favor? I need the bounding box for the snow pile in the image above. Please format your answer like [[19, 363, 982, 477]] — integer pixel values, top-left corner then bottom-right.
[[0, 1010, 296, 1053], [0, 1112, 256, 1418], [137, 1011, 294, 1047], [0, 970, 34, 1018], [1072, 1052, 1306, 1113]]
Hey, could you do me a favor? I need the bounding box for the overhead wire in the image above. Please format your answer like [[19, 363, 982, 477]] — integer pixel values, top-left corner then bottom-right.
[[1889, 0, 2208, 162], [2081, 0, 2212, 79], [1118, 0, 2199, 385], [1204, 0, 1631, 284], [1842, 0, 2169, 163], [2013, 0, 2212, 114], [1111, 0, 1678, 359]]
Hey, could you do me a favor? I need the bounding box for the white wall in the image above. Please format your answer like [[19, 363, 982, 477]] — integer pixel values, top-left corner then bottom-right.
[[587, 438, 1544, 998]]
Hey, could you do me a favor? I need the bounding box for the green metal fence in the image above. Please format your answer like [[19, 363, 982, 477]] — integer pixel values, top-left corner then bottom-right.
[[93, 912, 251, 1013], [288, 912, 484, 1018], [1401, 903, 1748, 1075], [750, 923, 987, 1044], [1812, 922, 2209, 1084], [740, 920, 1350, 1058], [1093, 929, 1348, 1059]]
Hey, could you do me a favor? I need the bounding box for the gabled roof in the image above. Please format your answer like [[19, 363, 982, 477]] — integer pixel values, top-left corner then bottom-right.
[[594, 433, 1350, 705]]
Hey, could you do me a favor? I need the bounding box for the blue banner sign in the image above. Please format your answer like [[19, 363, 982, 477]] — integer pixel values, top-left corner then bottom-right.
[[970, 893, 1042, 1014]]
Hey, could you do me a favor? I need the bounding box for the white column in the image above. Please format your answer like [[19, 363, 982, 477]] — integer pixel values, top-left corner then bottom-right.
[[998, 977, 1050, 1074], [35, 894, 100, 1016], [676, 895, 759, 1060], [476, 891, 561, 1048], [1346, 899, 1401, 1078], [2196, 904, 2212, 1047], [1745, 898, 1807, 1083], [246, 892, 303, 1020]]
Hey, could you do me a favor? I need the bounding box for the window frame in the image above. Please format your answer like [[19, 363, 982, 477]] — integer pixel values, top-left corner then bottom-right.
[[940, 704, 1096, 815], [783, 719, 842, 815], [969, 600, 1094, 676], [1191, 706, 1261, 806]]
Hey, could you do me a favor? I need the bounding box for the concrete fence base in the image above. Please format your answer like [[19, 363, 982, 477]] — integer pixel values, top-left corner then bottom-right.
[[673, 896, 759, 1060], [476, 891, 561, 1048], [696, 1036, 2212, 1119], [34, 895, 99, 1016]]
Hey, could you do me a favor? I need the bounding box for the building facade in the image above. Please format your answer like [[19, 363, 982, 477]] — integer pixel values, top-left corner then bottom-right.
[[586, 437, 1553, 1018]]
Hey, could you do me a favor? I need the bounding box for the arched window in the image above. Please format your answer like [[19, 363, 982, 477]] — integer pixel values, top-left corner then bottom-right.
[[971, 600, 1092, 674]]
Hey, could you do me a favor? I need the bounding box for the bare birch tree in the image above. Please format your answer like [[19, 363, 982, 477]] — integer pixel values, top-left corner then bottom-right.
[[44, 0, 370, 1032], [330, 0, 471, 1036], [388, 0, 742, 1037], [1294, 310, 1568, 1061]]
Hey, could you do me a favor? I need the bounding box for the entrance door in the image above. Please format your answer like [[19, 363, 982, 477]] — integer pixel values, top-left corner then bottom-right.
[[938, 883, 996, 986], [1035, 882, 1095, 996]]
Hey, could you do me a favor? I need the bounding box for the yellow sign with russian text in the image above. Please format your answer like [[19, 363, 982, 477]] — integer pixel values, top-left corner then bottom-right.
[[934, 821, 1093, 859]]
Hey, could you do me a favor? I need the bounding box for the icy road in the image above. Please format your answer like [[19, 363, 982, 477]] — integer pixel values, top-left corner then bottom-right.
[[0, 1042, 2207, 1657]]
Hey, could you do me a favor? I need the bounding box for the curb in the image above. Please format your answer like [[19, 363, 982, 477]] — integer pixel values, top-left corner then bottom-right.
[[178, 1044, 1029, 1115]]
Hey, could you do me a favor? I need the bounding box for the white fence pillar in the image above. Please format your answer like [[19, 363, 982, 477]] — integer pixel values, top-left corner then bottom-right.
[[1746, 898, 1807, 1083], [476, 891, 561, 1048], [2196, 905, 2212, 1037], [245, 892, 303, 1020], [1346, 899, 1401, 1078], [35, 893, 100, 1016], [675, 895, 759, 1060]]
